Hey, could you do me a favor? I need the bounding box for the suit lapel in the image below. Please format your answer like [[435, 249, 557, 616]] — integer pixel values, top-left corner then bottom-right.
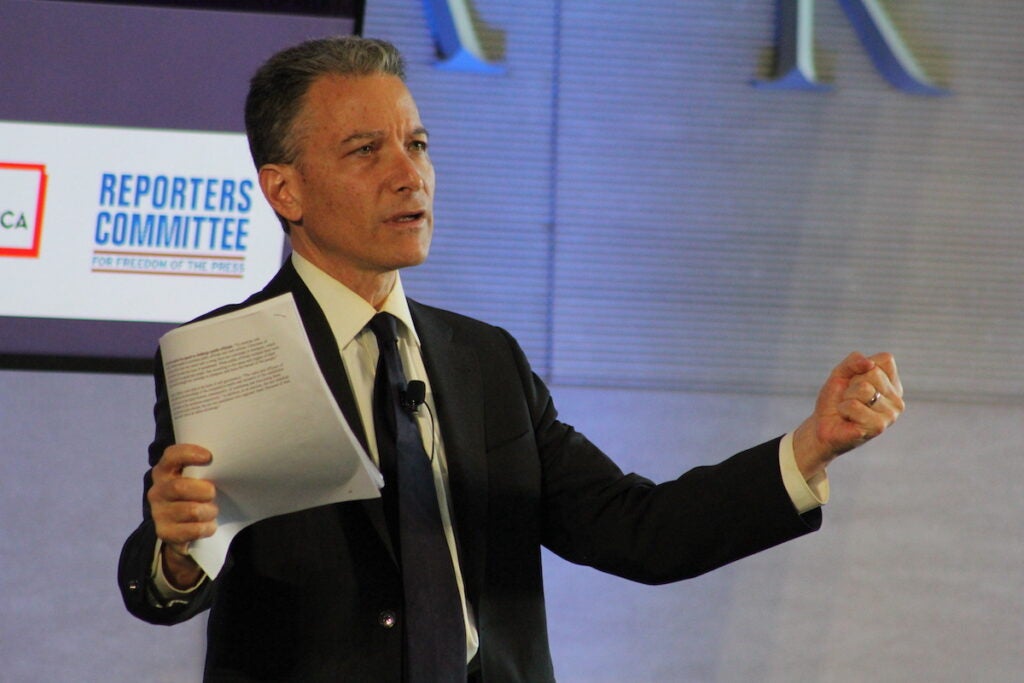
[[260, 261, 397, 563], [411, 302, 489, 608], [257, 268, 490, 580]]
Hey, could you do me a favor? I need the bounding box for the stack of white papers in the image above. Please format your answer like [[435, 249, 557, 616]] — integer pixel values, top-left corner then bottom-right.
[[159, 293, 382, 578]]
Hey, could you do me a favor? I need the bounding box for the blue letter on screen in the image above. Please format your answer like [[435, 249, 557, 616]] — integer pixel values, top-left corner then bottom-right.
[[421, 0, 505, 74], [756, 0, 947, 95]]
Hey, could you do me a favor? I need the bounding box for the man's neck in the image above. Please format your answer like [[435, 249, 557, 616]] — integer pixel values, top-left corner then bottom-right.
[[290, 247, 396, 310]]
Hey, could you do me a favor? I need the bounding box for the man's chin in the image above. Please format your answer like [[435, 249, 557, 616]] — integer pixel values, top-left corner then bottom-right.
[[396, 253, 429, 270], [395, 241, 431, 269]]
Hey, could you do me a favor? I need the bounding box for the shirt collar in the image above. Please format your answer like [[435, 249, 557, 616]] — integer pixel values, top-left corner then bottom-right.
[[290, 250, 420, 348]]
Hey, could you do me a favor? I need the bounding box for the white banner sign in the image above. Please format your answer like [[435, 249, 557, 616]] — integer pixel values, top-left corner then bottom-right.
[[0, 120, 284, 323]]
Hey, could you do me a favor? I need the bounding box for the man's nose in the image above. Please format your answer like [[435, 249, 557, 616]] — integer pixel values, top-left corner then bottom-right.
[[390, 153, 426, 193]]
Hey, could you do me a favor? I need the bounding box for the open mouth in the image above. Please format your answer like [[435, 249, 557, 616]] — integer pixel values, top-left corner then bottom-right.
[[390, 211, 425, 223]]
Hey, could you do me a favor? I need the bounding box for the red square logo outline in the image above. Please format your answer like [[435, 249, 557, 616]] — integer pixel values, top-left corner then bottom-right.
[[0, 162, 48, 258]]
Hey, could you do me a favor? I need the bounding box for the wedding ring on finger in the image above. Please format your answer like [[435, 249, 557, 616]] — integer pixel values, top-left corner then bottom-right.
[[867, 390, 882, 407]]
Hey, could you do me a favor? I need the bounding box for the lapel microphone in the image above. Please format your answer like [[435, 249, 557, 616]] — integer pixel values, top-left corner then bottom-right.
[[401, 380, 427, 415]]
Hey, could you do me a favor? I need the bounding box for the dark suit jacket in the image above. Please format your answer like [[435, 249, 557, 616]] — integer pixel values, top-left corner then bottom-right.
[[119, 260, 821, 682]]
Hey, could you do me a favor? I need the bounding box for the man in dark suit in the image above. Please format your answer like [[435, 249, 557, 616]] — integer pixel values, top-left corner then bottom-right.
[[118, 37, 903, 682]]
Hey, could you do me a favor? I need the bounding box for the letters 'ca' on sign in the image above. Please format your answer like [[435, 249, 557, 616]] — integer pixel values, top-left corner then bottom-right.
[[0, 162, 48, 258]]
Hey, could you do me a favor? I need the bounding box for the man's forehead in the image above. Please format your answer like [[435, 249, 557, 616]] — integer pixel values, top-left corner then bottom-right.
[[307, 72, 412, 104], [302, 73, 421, 122]]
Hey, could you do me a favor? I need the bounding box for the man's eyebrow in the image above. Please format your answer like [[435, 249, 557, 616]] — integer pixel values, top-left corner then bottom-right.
[[340, 127, 430, 146], [340, 130, 383, 145]]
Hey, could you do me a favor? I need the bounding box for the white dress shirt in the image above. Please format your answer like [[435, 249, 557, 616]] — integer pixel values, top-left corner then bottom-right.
[[290, 251, 480, 663]]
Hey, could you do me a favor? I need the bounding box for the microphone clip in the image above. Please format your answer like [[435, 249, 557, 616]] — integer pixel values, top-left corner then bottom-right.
[[400, 380, 426, 415]]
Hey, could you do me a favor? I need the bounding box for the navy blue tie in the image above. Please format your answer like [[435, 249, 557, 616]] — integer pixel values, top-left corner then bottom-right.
[[368, 312, 466, 682]]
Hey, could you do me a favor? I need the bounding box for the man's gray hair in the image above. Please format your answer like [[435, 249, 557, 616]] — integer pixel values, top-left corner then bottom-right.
[[244, 36, 406, 171]]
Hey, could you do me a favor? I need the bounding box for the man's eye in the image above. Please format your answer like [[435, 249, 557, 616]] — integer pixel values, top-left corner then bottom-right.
[[411, 140, 428, 152]]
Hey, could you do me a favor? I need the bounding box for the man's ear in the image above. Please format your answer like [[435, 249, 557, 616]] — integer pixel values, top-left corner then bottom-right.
[[259, 164, 303, 225]]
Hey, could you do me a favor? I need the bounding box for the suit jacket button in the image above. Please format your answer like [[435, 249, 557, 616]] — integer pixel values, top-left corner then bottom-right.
[[127, 580, 141, 593], [377, 610, 398, 628]]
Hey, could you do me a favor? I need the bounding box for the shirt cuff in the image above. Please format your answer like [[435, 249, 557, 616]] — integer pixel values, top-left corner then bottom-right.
[[779, 431, 830, 514], [150, 539, 207, 605]]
